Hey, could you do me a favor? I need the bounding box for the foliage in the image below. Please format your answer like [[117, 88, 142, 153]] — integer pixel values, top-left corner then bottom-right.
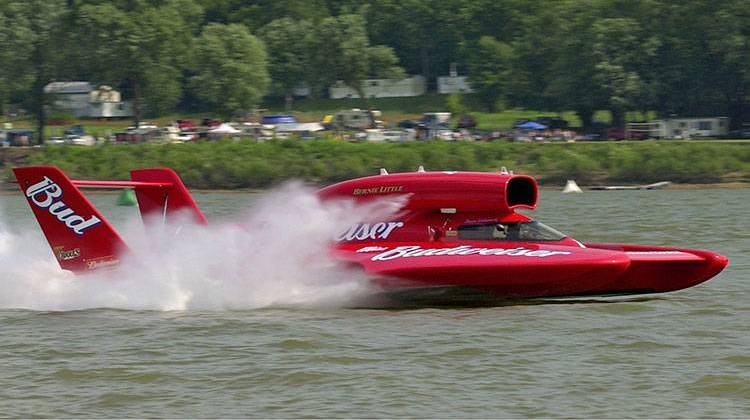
[[190, 23, 270, 117], [11, 141, 749, 189], [445, 93, 467, 117], [257, 18, 313, 105], [74, 0, 203, 122], [465, 36, 514, 112], [0, 0, 68, 142], [314, 13, 404, 101], [0, 2, 35, 112], [1, 0, 750, 129], [591, 17, 659, 127]]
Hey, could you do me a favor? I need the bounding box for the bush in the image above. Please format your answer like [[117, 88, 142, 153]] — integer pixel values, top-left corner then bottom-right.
[[8, 140, 748, 188]]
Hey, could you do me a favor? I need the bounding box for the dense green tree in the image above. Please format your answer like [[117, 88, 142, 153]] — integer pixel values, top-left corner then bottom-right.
[[705, 0, 750, 127], [75, 0, 202, 124], [190, 23, 270, 118], [465, 37, 515, 112], [0, 0, 68, 143], [258, 18, 313, 110], [540, 1, 604, 127], [366, 0, 468, 86], [592, 17, 659, 127], [0, 2, 35, 114], [198, 0, 331, 31], [319, 14, 404, 101], [2, 0, 750, 129]]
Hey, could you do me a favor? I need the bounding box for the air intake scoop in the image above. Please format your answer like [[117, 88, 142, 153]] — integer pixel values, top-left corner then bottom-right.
[[318, 171, 538, 214]]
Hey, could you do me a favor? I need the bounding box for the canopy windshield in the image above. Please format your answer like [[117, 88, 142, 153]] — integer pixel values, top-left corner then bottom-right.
[[457, 221, 566, 241]]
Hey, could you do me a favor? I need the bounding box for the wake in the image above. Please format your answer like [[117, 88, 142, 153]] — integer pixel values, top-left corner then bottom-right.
[[0, 183, 400, 311]]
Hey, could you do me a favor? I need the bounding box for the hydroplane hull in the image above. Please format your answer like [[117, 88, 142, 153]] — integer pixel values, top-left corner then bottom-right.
[[12, 166, 728, 304], [333, 242, 726, 301]]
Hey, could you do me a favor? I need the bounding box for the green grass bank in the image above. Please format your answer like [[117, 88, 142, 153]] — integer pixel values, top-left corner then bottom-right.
[[2, 140, 749, 189]]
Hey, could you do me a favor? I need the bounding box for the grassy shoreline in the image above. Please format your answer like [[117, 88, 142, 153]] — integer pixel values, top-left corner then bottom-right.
[[2, 140, 749, 190]]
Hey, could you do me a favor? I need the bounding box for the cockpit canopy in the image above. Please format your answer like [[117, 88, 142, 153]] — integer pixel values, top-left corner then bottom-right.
[[457, 221, 567, 242]]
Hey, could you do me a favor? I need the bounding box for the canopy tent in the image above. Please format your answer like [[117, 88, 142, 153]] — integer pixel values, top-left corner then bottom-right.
[[209, 123, 241, 134], [516, 121, 548, 130]]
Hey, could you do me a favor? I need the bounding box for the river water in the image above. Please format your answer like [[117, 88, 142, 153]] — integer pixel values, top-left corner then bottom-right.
[[0, 187, 748, 417]]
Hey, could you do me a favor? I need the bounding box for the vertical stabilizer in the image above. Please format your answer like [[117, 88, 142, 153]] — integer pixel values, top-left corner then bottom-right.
[[13, 166, 128, 272], [130, 168, 207, 225]]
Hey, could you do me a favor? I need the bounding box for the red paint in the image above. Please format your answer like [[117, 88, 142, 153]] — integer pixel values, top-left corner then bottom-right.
[[14, 167, 728, 302], [321, 170, 728, 300]]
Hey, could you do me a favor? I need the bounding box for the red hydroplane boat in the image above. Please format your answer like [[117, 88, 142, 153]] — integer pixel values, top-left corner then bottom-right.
[[13, 166, 727, 304]]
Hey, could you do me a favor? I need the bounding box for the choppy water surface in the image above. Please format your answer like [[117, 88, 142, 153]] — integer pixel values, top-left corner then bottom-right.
[[0, 187, 748, 417]]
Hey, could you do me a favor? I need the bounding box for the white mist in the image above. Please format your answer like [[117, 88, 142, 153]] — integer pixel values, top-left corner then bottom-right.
[[0, 182, 403, 311]]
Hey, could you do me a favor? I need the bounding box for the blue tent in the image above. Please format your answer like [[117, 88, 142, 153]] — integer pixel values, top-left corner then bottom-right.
[[262, 115, 298, 125], [516, 121, 548, 130]]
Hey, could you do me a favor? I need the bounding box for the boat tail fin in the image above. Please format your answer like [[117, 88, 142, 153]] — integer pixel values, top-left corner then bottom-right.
[[13, 166, 128, 273], [130, 168, 207, 225]]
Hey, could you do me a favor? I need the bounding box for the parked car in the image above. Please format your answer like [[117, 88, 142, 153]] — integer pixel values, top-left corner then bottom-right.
[[162, 126, 195, 143], [331, 109, 381, 130], [65, 135, 95, 146], [2, 129, 34, 146], [397, 119, 420, 129], [536, 116, 569, 129], [721, 129, 750, 139], [456, 114, 477, 129], [46, 136, 66, 145], [606, 127, 648, 140], [364, 129, 406, 142], [200, 118, 222, 128], [64, 124, 86, 137], [582, 133, 602, 141], [176, 119, 197, 131]]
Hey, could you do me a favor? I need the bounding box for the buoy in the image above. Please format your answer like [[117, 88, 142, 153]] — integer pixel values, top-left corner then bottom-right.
[[562, 180, 583, 194], [117, 188, 137, 206]]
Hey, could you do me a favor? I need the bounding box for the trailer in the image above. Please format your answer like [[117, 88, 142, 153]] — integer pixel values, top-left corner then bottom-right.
[[628, 117, 730, 139]]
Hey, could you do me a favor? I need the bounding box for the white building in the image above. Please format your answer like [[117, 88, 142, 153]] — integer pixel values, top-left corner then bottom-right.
[[329, 75, 426, 99], [44, 81, 94, 117], [437, 76, 473, 94], [87, 85, 133, 118], [44, 82, 133, 118], [628, 117, 729, 139], [437, 64, 474, 94]]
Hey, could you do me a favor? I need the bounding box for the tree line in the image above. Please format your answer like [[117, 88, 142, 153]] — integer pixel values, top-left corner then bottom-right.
[[1, 0, 749, 142]]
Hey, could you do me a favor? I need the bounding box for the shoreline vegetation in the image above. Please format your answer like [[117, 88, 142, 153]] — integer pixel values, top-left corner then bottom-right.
[[1, 140, 749, 190]]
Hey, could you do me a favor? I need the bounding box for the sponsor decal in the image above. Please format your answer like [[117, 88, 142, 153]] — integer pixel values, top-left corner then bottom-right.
[[53, 246, 81, 261], [25, 177, 101, 236], [356, 246, 389, 253], [337, 221, 404, 241], [464, 218, 499, 224], [85, 256, 120, 270], [352, 185, 404, 195], [367, 245, 571, 261]]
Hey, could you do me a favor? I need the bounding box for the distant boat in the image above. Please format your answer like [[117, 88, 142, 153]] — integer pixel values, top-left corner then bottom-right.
[[562, 180, 583, 193], [589, 181, 671, 191]]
